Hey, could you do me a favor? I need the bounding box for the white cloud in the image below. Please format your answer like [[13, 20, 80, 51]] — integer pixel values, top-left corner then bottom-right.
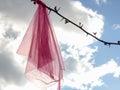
[[1, 0, 120, 90], [112, 24, 120, 30], [51, 0, 104, 48], [0, 0, 104, 89], [0, 0, 36, 22], [0, 13, 27, 88], [3, 83, 44, 90], [95, 0, 108, 5], [63, 53, 120, 90]]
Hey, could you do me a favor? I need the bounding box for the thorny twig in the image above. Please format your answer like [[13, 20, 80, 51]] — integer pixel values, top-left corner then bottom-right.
[[31, 0, 120, 46]]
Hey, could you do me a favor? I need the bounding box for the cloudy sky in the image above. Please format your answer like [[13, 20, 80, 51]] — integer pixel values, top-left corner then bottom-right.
[[0, 0, 120, 90]]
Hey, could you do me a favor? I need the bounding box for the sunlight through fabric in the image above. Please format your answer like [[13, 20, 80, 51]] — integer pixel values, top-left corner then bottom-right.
[[17, 1, 64, 90]]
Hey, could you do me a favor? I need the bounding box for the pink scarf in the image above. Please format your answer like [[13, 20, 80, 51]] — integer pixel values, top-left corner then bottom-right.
[[17, 1, 64, 90]]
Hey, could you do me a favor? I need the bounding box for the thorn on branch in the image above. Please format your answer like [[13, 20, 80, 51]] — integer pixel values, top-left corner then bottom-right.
[[34, 2, 36, 4], [54, 6, 57, 11], [93, 32, 97, 35], [118, 41, 120, 44], [54, 6, 60, 13], [65, 19, 69, 24], [79, 22, 83, 28], [104, 42, 111, 47], [79, 22, 81, 25], [30, 0, 36, 4], [104, 42, 108, 45]]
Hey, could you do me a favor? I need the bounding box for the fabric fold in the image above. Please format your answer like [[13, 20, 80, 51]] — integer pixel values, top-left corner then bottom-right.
[[17, 1, 64, 90]]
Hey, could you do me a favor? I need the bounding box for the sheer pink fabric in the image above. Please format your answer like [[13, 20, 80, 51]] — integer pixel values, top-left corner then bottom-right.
[[17, 1, 64, 90]]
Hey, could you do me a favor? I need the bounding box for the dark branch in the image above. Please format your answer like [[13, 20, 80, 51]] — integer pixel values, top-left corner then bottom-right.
[[31, 0, 120, 46]]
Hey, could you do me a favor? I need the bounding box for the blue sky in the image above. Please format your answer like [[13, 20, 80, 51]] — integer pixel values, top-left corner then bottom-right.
[[80, 0, 120, 69], [80, 0, 120, 63], [78, 0, 120, 90], [0, 0, 120, 90]]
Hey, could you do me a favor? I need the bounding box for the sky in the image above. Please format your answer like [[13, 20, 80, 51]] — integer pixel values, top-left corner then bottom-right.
[[0, 0, 120, 90]]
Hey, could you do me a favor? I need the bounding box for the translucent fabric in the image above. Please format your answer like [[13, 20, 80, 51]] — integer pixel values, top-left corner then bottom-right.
[[17, 1, 64, 90]]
